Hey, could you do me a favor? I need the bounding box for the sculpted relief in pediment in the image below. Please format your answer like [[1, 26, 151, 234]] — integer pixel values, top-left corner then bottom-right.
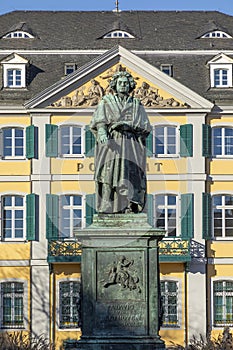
[[50, 64, 188, 109]]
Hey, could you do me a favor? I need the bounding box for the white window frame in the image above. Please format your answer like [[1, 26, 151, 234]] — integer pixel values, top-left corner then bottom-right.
[[154, 194, 178, 237], [210, 64, 232, 88], [2, 195, 26, 241], [202, 31, 232, 38], [214, 68, 229, 87], [160, 277, 181, 329], [64, 63, 76, 75], [154, 125, 179, 157], [3, 31, 34, 38], [59, 125, 84, 158], [0, 279, 27, 330], [160, 64, 173, 76], [212, 126, 233, 158], [59, 194, 85, 238], [103, 30, 134, 38], [212, 278, 233, 328], [7, 68, 22, 88], [57, 278, 81, 331], [2, 127, 25, 159], [3, 64, 26, 88], [212, 194, 233, 239]]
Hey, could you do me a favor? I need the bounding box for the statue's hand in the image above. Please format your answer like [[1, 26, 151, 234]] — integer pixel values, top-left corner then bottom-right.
[[99, 134, 108, 144], [97, 126, 108, 144]]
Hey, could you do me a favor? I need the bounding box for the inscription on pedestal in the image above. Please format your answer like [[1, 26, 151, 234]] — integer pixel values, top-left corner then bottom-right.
[[96, 300, 146, 334]]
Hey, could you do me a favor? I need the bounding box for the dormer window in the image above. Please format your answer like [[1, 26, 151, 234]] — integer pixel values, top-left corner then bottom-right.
[[1, 53, 28, 88], [208, 53, 233, 88], [103, 30, 134, 38], [3, 31, 34, 39], [64, 63, 77, 75], [160, 64, 173, 77], [202, 31, 232, 38]]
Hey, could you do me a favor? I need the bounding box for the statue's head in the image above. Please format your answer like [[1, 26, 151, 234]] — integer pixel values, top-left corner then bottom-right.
[[110, 71, 136, 94]]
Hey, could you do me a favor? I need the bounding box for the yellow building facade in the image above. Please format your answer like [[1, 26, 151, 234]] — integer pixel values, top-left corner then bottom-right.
[[1, 10, 233, 350]]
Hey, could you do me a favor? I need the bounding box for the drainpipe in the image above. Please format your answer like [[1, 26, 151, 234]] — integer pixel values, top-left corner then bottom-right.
[[184, 262, 189, 349], [52, 266, 56, 346], [49, 263, 56, 346]]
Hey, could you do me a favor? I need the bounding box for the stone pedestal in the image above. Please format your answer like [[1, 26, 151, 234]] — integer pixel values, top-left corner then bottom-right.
[[72, 213, 165, 350]]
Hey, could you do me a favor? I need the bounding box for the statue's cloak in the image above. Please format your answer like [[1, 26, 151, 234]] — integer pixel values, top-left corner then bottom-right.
[[90, 94, 151, 212]]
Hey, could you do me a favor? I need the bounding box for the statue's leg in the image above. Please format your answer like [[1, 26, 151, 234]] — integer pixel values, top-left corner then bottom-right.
[[97, 183, 113, 213]]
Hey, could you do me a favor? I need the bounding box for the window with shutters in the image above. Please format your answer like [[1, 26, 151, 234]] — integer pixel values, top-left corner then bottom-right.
[[60, 125, 83, 157], [59, 280, 81, 329], [60, 195, 84, 238], [213, 127, 233, 157], [160, 280, 179, 327], [0, 282, 24, 329], [46, 124, 94, 158], [46, 193, 95, 240], [2, 195, 25, 241], [213, 195, 233, 238], [3, 127, 25, 158], [147, 124, 193, 158], [155, 126, 178, 156], [0, 125, 36, 160], [154, 194, 178, 237], [213, 280, 233, 326], [147, 193, 193, 239]]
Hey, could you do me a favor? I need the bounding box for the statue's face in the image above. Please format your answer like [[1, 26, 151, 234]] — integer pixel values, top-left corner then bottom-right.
[[116, 76, 130, 94]]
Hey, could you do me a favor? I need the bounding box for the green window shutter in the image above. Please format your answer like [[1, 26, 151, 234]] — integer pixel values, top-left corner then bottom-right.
[[181, 193, 194, 240], [46, 194, 59, 239], [46, 124, 58, 157], [86, 194, 96, 226], [146, 131, 153, 157], [202, 193, 212, 240], [180, 124, 193, 157], [85, 125, 95, 157], [26, 125, 36, 159], [147, 193, 154, 226], [26, 193, 37, 241], [202, 124, 212, 157]]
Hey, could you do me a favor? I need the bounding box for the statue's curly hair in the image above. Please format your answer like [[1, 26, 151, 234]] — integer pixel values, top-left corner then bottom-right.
[[109, 71, 136, 93]]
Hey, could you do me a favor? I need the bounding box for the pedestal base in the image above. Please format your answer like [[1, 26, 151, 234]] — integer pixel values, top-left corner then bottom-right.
[[65, 336, 165, 350], [70, 214, 166, 350]]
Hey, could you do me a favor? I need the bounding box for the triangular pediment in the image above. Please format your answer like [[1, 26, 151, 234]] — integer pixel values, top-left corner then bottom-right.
[[1, 52, 28, 64], [207, 53, 233, 65], [25, 46, 213, 110]]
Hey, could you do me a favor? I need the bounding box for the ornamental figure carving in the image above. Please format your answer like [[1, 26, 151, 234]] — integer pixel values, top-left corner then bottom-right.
[[135, 81, 181, 107], [51, 65, 187, 109], [90, 70, 151, 214], [102, 255, 141, 293]]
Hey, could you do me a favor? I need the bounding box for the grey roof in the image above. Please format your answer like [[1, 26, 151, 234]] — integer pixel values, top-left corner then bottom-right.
[[0, 10, 233, 106], [1, 10, 233, 50]]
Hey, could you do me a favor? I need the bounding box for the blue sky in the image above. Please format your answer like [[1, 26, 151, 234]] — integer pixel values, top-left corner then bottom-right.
[[0, 0, 233, 15]]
